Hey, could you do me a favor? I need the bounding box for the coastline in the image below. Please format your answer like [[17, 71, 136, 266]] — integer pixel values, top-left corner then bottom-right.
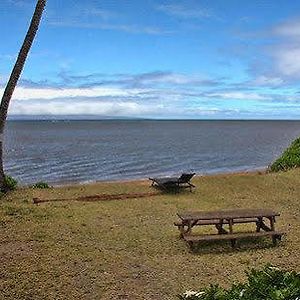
[[39, 167, 268, 189], [30, 167, 268, 204], [7, 120, 300, 188]]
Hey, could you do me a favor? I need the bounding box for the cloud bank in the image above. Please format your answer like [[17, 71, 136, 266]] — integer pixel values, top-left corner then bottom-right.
[[0, 68, 299, 119]]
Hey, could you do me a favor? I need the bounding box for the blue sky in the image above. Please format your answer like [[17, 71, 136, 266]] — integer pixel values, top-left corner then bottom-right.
[[1, 0, 300, 119]]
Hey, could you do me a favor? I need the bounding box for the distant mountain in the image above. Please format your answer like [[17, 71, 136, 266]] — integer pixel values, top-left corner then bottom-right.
[[8, 115, 149, 121]]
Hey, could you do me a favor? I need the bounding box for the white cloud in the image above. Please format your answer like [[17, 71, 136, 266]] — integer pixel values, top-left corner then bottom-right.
[[47, 2, 173, 35], [206, 91, 269, 100], [188, 107, 221, 115], [245, 17, 300, 83], [7, 0, 31, 7], [284, 95, 300, 102], [250, 75, 284, 87], [156, 4, 211, 19], [84, 8, 117, 20], [48, 21, 172, 35], [272, 46, 300, 77], [2, 67, 298, 119], [1, 86, 146, 100], [264, 18, 300, 79], [134, 72, 214, 86], [273, 19, 300, 38], [9, 100, 162, 116]]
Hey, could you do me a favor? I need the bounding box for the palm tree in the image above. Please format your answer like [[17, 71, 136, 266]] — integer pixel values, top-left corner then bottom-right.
[[0, 0, 46, 191]]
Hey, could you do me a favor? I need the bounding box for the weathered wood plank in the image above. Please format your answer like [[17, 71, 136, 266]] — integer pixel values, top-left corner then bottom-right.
[[178, 209, 280, 221], [174, 217, 258, 227], [183, 231, 283, 242]]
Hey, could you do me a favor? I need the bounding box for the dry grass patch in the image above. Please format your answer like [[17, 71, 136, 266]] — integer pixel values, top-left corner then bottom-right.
[[0, 170, 299, 299]]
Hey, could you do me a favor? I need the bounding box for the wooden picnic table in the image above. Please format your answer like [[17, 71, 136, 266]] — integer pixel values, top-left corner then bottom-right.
[[176, 208, 283, 249]]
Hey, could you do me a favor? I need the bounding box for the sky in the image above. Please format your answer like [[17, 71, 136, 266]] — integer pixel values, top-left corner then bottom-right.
[[1, 0, 300, 119]]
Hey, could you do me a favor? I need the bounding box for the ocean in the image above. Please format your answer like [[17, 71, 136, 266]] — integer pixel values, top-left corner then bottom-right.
[[4, 120, 300, 185]]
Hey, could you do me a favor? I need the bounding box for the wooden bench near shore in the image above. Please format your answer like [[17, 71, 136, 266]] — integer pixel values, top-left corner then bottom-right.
[[175, 208, 284, 250]]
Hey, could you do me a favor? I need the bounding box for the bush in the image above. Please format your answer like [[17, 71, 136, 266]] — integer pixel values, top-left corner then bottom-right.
[[31, 181, 50, 189], [178, 265, 300, 300], [2, 175, 18, 192], [269, 137, 300, 172]]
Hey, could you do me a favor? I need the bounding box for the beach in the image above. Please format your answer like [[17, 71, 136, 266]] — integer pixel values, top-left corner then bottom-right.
[[1, 168, 299, 299]]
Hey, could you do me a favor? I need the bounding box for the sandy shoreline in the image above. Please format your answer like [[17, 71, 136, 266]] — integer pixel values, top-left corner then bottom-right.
[[48, 167, 267, 188]]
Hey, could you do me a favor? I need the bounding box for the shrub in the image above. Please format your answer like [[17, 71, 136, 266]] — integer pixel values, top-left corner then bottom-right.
[[31, 181, 50, 189], [269, 137, 300, 172], [178, 265, 300, 300], [2, 175, 18, 192]]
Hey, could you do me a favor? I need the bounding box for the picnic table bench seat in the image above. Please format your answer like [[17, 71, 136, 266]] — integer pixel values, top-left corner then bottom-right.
[[184, 231, 283, 249]]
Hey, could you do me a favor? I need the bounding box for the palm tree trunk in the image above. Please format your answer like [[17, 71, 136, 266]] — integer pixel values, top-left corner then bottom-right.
[[0, 0, 46, 191]]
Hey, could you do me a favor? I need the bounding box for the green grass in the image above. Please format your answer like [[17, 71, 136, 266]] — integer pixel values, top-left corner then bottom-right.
[[31, 181, 51, 189], [0, 170, 300, 299], [269, 137, 300, 172], [1, 175, 18, 193]]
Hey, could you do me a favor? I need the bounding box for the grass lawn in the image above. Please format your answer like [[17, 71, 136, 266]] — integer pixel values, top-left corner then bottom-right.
[[0, 169, 299, 299]]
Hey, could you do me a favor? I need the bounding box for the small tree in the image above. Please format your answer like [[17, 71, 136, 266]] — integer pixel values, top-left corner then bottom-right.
[[0, 0, 46, 192]]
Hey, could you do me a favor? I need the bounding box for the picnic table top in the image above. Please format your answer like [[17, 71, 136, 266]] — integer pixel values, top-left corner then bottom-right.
[[177, 208, 280, 221]]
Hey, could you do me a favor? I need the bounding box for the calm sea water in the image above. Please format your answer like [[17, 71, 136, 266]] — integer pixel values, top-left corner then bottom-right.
[[4, 120, 300, 185]]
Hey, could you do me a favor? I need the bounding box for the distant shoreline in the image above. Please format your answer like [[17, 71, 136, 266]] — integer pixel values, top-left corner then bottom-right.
[[7, 118, 300, 122], [33, 167, 267, 188]]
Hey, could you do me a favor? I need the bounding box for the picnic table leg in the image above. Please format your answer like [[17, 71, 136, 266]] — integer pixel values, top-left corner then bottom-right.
[[215, 219, 228, 234], [178, 221, 194, 237], [270, 216, 277, 245], [186, 220, 192, 235], [256, 217, 262, 232], [257, 217, 273, 232], [178, 224, 186, 238], [270, 216, 275, 230], [228, 219, 236, 248]]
